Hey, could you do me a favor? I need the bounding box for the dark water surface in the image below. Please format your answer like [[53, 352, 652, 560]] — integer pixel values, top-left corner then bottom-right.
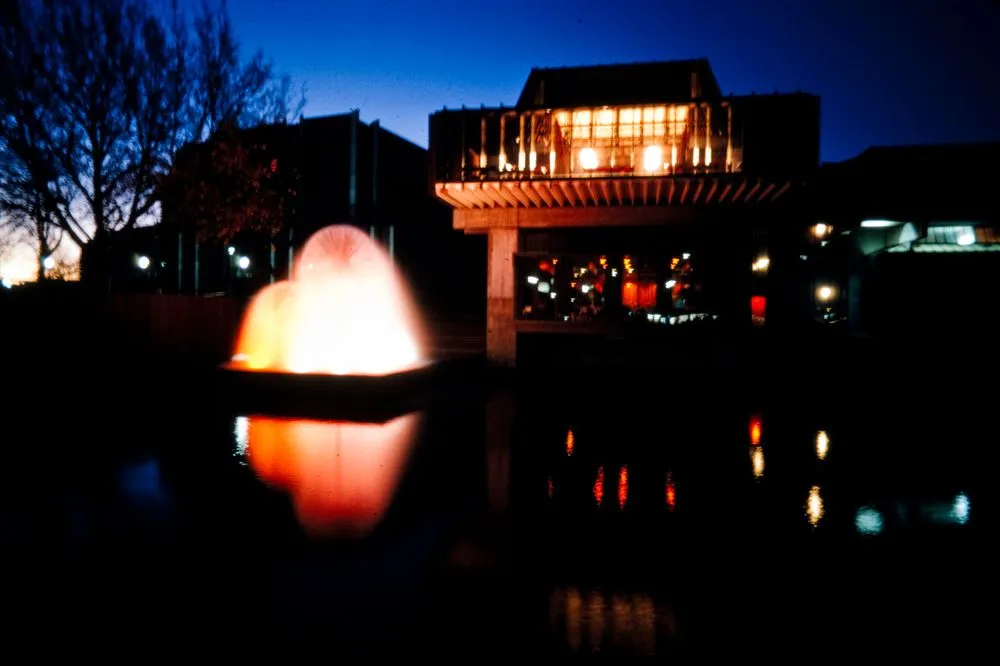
[[1, 363, 989, 656]]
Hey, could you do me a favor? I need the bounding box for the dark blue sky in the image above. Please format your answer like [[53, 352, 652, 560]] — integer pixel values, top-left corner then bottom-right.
[[226, 0, 1000, 162]]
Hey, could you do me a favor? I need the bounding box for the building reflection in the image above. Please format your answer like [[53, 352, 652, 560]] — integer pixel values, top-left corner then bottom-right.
[[593, 466, 605, 507], [750, 445, 765, 479], [806, 485, 824, 527], [815, 430, 830, 460], [551, 587, 667, 655], [485, 392, 514, 514], [618, 465, 628, 510], [238, 412, 421, 537]]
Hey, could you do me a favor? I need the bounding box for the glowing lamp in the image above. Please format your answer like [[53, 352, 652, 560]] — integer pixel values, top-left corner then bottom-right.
[[579, 148, 599, 170], [137, 255, 150, 270], [238, 256, 251, 270], [42, 256, 55, 270], [643, 145, 663, 172]]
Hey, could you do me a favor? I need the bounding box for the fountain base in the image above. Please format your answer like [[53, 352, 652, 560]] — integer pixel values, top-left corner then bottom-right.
[[216, 355, 485, 421]]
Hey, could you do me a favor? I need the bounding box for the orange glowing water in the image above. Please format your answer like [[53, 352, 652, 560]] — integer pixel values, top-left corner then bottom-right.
[[231, 225, 425, 375], [244, 412, 421, 537]]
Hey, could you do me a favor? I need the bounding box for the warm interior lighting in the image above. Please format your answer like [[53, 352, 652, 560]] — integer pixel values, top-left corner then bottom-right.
[[751, 256, 770, 274], [813, 223, 829, 237], [670, 144, 678, 167], [704, 146, 712, 166], [643, 145, 663, 172], [243, 412, 421, 537], [231, 225, 424, 376], [816, 284, 836, 302], [518, 151, 526, 170], [549, 150, 556, 173], [529, 151, 537, 171], [692, 145, 700, 166], [579, 148, 599, 170]]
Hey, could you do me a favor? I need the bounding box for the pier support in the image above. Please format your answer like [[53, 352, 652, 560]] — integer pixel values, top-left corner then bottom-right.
[[486, 226, 518, 367]]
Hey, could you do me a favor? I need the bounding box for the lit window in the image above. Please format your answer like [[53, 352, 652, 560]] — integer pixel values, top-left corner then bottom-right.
[[643, 145, 663, 172], [579, 148, 599, 170]]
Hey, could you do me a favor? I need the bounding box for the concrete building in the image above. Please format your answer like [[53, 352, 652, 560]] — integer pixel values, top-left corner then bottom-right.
[[818, 142, 1000, 340], [115, 112, 484, 316], [429, 60, 821, 365]]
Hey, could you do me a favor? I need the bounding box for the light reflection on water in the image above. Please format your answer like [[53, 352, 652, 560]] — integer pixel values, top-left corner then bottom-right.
[[233, 412, 422, 537], [549, 587, 668, 655]]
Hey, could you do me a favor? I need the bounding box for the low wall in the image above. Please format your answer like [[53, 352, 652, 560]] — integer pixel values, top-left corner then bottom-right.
[[105, 293, 243, 363]]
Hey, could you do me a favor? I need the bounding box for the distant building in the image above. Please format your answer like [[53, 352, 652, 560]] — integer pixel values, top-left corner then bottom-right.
[[429, 59, 821, 365], [817, 142, 1000, 340], [97, 111, 484, 317]]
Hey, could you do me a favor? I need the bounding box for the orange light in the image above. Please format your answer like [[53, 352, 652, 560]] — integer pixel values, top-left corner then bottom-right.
[[618, 465, 628, 510], [593, 466, 604, 507], [244, 413, 421, 537], [666, 470, 676, 511], [750, 416, 762, 446], [231, 225, 424, 376], [566, 428, 575, 456]]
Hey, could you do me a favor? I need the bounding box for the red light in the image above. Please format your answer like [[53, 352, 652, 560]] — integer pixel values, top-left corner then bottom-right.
[[750, 416, 762, 446], [618, 465, 628, 510], [593, 466, 604, 507], [666, 470, 676, 511], [750, 295, 767, 319]]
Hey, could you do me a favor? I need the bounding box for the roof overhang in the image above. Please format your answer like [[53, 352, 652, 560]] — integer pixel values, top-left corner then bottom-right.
[[435, 175, 793, 210]]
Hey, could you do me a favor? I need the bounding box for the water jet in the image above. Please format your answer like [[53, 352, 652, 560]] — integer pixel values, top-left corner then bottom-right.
[[219, 224, 478, 420]]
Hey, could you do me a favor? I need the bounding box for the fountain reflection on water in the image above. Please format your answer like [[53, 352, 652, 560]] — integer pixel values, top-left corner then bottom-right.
[[231, 225, 425, 376], [235, 412, 422, 537]]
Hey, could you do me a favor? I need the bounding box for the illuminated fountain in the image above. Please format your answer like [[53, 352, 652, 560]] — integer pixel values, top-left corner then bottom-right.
[[221, 225, 458, 418], [230, 224, 425, 377]]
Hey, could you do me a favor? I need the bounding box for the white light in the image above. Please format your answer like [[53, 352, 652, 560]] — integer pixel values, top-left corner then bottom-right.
[[682, 253, 691, 260], [227, 246, 236, 256], [611, 268, 618, 278], [137, 255, 150, 270], [855, 507, 884, 536], [579, 148, 599, 170], [550, 292, 557, 299], [42, 256, 55, 270], [537, 280, 551, 294], [957, 232, 975, 246], [813, 223, 828, 236], [860, 219, 900, 229], [664, 280, 677, 289], [1, 277, 12, 289], [526, 275, 539, 285], [238, 256, 250, 270], [817, 285, 835, 302], [952, 493, 970, 525], [643, 145, 663, 172], [580, 284, 590, 294]]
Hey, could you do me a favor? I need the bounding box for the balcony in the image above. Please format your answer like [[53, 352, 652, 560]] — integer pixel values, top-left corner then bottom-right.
[[430, 102, 741, 185]]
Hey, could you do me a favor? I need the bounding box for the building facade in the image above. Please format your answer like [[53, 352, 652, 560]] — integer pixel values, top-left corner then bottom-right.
[[429, 60, 821, 365], [817, 142, 1000, 341], [111, 112, 484, 316]]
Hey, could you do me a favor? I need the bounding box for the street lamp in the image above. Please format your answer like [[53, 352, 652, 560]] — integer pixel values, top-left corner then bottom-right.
[[137, 255, 150, 270], [227, 246, 236, 256], [42, 256, 55, 270], [238, 256, 250, 270]]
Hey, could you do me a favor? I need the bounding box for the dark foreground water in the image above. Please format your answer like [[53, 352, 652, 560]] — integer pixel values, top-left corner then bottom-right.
[[1, 363, 990, 656]]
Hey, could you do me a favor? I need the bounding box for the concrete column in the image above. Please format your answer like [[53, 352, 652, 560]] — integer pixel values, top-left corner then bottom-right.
[[487, 226, 518, 367]]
